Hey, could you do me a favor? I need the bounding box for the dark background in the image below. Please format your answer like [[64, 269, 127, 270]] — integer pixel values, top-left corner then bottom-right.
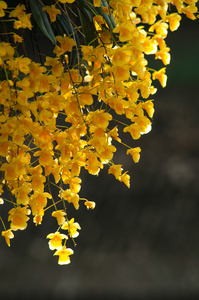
[[1, 15, 199, 300]]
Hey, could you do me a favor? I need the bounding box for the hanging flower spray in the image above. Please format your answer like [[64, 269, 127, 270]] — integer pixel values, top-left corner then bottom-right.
[[0, 0, 198, 264]]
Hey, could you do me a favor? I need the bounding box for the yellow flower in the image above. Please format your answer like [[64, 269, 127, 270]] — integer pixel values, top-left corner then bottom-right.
[[81, 45, 93, 60], [132, 116, 151, 134], [61, 190, 80, 210], [61, 218, 81, 238], [154, 36, 166, 50], [9, 4, 26, 18], [127, 147, 141, 163], [31, 174, 45, 192], [101, 7, 109, 14], [1, 162, 17, 181], [107, 96, 129, 115], [112, 47, 131, 66], [43, 5, 61, 22], [0, 141, 9, 157], [167, 13, 181, 31], [119, 172, 130, 188], [33, 215, 43, 226], [89, 136, 103, 151], [56, 36, 76, 53], [45, 57, 63, 76], [94, 15, 104, 26], [54, 246, 74, 265], [108, 126, 121, 142], [0, 1, 7, 17], [34, 149, 54, 166], [110, 0, 133, 14], [68, 177, 82, 194], [52, 210, 66, 225], [47, 232, 68, 250], [59, 0, 76, 3], [0, 198, 4, 204], [12, 184, 31, 206], [71, 161, 81, 177], [183, 5, 197, 20], [90, 110, 112, 129], [142, 100, 154, 118], [13, 34, 23, 43], [93, 0, 101, 7], [2, 229, 14, 247], [34, 192, 52, 208], [85, 154, 103, 175], [112, 65, 130, 82], [108, 164, 123, 180], [149, 20, 168, 38], [143, 37, 158, 55], [113, 21, 136, 42], [123, 123, 141, 140], [8, 206, 30, 231], [79, 86, 94, 106], [39, 75, 50, 93], [14, 14, 32, 30], [7, 56, 31, 76], [0, 41, 14, 59], [100, 144, 116, 161], [29, 62, 46, 79], [155, 48, 171, 65], [84, 201, 96, 209], [153, 68, 167, 88]]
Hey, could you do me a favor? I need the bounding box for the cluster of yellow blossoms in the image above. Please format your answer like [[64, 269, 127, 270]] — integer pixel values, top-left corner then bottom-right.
[[0, 0, 198, 264]]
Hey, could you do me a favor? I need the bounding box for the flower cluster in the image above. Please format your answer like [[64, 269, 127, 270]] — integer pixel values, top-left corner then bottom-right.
[[0, 0, 198, 264]]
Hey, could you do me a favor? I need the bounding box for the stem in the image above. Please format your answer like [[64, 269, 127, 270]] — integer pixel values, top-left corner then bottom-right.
[[0, 216, 6, 231]]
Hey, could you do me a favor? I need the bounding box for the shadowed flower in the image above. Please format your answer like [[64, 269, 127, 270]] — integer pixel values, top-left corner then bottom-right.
[[58, 0, 76, 3], [13, 34, 23, 43], [0, 1, 7, 17], [43, 5, 61, 22], [56, 36, 76, 53], [14, 14, 32, 30]]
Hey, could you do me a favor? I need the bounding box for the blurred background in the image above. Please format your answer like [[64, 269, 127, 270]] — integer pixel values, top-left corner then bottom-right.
[[1, 14, 199, 300]]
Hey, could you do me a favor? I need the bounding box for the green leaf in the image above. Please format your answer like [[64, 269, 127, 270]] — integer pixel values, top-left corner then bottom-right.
[[56, 14, 80, 67], [91, 0, 116, 31], [77, 0, 100, 19], [77, 0, 116, 31], [77, 7, 98, 46], [76, 0, 116, 45], [56, 14, 72, 37], [29, 0, 56, 45]]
